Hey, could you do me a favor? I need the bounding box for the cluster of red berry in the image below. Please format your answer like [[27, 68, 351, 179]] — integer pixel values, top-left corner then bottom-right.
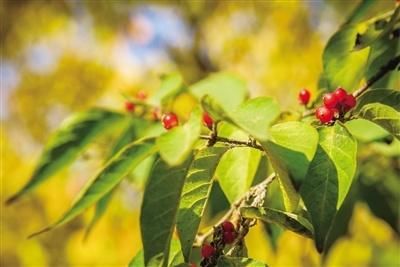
[[125, 93, 214, 131], [298, 87, 357, 124], [201, 221, 237, 262], [316, 87, 356, 123]]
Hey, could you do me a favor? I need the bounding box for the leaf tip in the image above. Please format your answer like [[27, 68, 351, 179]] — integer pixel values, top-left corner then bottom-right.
[[27, 226, 52, 239]]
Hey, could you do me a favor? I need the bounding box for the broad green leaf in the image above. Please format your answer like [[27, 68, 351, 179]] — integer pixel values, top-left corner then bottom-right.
[[240, 207, 313, 238], [150, 73, 184, 106], [167, 239, 185, 267], [29, 139, 158, 237], [140, 157, 192, 266], [176, 147, 229, 261], [262, 122, 319, 211], [157, 108, 201, 166], [322, 25, 370, 90], [190, 72, 248, 112], [300, 123, 357, 252], [345, 119, 389, 142], [85, 119, 140, 239], [129, 250, 144, 267], [6, 108, 126, 204], [355, 89, 400, 112], [217, 256, 267, 267], [358, 103, 400, 140], [344, 0, 376, 25], [202, 96, 280, 140], [216, 147, 263, 203]]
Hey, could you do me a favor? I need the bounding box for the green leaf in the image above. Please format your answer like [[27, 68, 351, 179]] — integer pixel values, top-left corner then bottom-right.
[[262, 122, 319, 211], [202, 96, 280, 140], [345, 119, 389, 142], [300, 123, 357, 252], [150, 73, 184, 106], [217, 256, 268, 267], [85, 119, 141, 239], [344, 0, 376, 25], [140, 156, 192, 266], [167, 239, 185, 267], [190, 72, 248, 112], [176, 147, 229, 261], [29, 139, 158, 237], [240, 207, 313, 238], [355, 89, 400, 112], [322, 25, 370, 91], [129, 250, 144, 267], [216, 147, 263, 203], [6, 108, 127, 204], [357, 103, 400, 140], [157, 108, 202, 166]]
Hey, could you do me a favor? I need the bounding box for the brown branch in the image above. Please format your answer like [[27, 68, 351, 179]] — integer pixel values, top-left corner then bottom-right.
[[302, 55, 400, 118], [199, 135, 265, 152], [193, 173, 276, 247]]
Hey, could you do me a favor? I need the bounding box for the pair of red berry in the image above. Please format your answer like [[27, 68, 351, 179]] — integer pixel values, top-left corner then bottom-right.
[[200, 221, 237, 259], [316, 87, 356, 123], [161, 112, 214, 130], [124, 90, 148, 112]]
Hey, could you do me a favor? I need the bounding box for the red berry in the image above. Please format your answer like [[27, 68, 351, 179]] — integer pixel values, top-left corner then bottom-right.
[[298, 89, 311, 105], [223, 231, 237, 244], [201, 244, 215, 258], [136, 90, 147, 100], [343, 94, 356, 111], [323, 93, 338, 108], [162, 112, 179, 130], [316, 106, 334, 124], [333, 87, 347, 103], [202, 112, 214, 129], [125, 101, 135, 112], [221, 221, 235, 232]]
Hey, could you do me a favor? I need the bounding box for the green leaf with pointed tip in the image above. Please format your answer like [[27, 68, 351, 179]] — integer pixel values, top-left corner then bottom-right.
[[29, 139, 158, 238], [6, 108, 127, 205], [157, 108, 201, 166], [217, 256, 268, 267], [216, 147, 263, 203], [85, 119, 141, 239], [150, 73, 184, 106], [261, 122, 319, 211], [355, 89, 400, 112], [300, 123, 357, 252], [322, 25, 370, 91], [202, 96, 280, 140], [140, 156, 192, 266], [240, 207, 313, 238], [357, 103, 400, 140], [345, 119, 389, 142], [167, 239, 185, 267], [176, 147, 229, 261], [190, 72, 248, 112], [344, 0, 376, 25]]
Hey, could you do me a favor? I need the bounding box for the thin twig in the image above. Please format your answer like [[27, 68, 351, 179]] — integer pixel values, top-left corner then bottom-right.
[[193, 173, 276, 247], [199, 135, 265, 152], [302, 55, 400, 117]]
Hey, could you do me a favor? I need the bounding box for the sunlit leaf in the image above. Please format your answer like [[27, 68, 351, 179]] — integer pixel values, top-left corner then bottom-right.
[[216, 147, 263, 203], [240, 207, 313, 238], [129, 250, 144, 267], [262, 122, 319, 211], [157, 108, 202, 166], [150, 73, 184, 106], [140, 157, 192, 265], [300, 123, 357, 252], [190, 72, 248, 112], [357, 103, 400, 140], [176, 147, 229, 261], [6, 108, 127, 204], [202, 96, 280, 140], [345, 119, 389, 142], [29, 139, 158, 237]]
